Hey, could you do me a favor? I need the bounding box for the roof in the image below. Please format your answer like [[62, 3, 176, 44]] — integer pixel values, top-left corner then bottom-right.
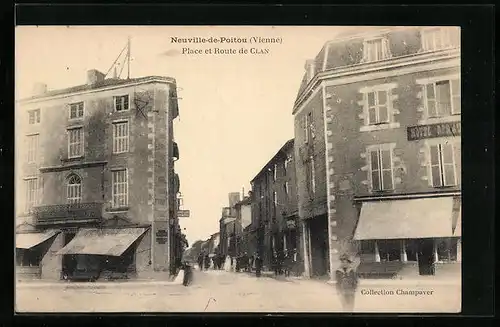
[[251, 138, 294, 183], [19, 75, 177, 102], [293, 26, 419, 111]]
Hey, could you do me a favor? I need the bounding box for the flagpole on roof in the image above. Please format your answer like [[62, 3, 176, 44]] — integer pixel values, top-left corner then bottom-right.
[[127, 36, 131, 80]]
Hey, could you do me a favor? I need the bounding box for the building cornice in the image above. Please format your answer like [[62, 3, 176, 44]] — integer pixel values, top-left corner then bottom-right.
[[292, 48, 460, 116], [18, 78, 176, 105]]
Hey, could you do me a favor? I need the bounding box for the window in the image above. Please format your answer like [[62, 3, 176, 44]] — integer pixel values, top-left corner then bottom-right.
[[303, 114, 310, 144], [423, 79, 461, 117], [368, 146, 394, 191], [26, 134, 39, 163], [421, 28, 456, 51], [112, 169, 128, 207], [114, 95, 130, 112], [28, 109, 41, 125], [273, 191, 278, 215], [429, 143, 457, 187], [436, 238, 458, 262], [113, 121, 129, 153], [24, 178, 38, 211], [67, 174, 82, 204], [273, 164, 277, 181], [69, 102, 84, 119], [68, 128, 84, 158], [363, 38, 390, 62], [284, 155, 292, 175], [366, 90, 389, 125], [308, 155, 316, 195], [284, 181, 289, 198], [403, 240, 417, 262], [377, 240, 401, 262]]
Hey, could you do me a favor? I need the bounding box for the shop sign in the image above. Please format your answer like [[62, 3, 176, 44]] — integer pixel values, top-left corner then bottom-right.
[[407, 121, 461, 141], [156, 229, 168, 244]]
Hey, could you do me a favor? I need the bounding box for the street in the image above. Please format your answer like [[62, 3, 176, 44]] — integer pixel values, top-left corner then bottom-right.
[[16, 270, 461, 313]]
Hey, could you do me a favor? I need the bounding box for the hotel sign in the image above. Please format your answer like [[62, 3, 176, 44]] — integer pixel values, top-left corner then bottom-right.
[[407, 121, 461, 141]]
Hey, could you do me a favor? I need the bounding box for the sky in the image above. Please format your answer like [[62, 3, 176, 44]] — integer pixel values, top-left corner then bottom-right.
[[15, 26, 346, 245]]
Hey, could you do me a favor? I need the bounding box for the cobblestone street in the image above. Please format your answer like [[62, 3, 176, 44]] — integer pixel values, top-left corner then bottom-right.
[[16, 270, 461, 313]]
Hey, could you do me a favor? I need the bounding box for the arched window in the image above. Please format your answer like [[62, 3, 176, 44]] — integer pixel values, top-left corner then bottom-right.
[[67, 174, 82, 204]]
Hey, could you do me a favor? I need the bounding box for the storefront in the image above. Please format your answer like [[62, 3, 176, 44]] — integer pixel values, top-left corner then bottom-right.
[[56, 227, 148, 281], [354, 196, 461, 279], [15, 230, 61, 280]]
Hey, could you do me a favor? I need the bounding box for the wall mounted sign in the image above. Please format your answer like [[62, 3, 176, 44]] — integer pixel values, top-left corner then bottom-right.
[[407, 121, 461, 141], [156, 229, 168, 244]]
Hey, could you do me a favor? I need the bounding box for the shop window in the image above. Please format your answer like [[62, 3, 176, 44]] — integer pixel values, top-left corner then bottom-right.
[[361, 240, 376, 254], [404, 239, 418, 262], [436, 238, 458, 262], [378, 240, 401, 262]]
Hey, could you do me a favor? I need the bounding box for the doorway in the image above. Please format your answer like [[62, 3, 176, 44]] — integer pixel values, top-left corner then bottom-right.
[[308, 215, 329, 277], [417, 239, 435, 276]]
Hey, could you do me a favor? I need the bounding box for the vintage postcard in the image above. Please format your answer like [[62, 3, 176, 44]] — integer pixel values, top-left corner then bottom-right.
[[15, 25, 461, 313]]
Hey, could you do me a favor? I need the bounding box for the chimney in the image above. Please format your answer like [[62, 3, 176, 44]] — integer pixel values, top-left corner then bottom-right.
[[86, 69, 106, 85], [305, 59, 316, 82], [32, 82, 47, 96]]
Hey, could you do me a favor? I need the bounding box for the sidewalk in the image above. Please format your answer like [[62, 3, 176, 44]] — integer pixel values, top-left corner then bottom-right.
[[16, 272, 185, 290], [234, 269, 460, 287]]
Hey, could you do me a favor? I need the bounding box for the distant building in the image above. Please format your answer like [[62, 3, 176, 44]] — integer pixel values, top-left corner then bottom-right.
[[250, 139, 302, 273], [234, 193, 252, 256], [218, 192, 241, 257], [15, 70, 182, 280], [293, 26, 461, 280]]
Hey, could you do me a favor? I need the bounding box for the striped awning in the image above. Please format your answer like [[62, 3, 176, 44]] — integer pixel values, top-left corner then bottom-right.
[[354, 197, 455, 240], [56, 228, 147, 257], [16, 230, 60, 249]]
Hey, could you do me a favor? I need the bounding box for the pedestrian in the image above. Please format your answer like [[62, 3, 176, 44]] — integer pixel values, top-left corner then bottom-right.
[[335, 254, 359, 312], [182, 261, 193, 286], [255, 253, 262, 277]]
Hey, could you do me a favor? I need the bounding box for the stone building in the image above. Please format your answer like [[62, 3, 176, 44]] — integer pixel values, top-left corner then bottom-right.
[[293, 26, 461, 280], [250, 139, 302, 273], [218, 192, 241, 258], [15, 70, 182, 280]]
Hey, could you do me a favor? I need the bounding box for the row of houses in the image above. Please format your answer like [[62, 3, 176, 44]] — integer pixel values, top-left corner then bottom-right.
[[15, 68, 184, 281], [217, 26, 462, 281]]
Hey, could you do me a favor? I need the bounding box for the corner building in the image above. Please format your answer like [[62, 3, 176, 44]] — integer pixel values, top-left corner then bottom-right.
[[293, 26, 461, 280], [15, 70, 181, 280]]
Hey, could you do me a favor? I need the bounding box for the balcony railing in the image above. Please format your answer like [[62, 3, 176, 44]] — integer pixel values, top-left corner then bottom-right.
[[33, 202, 103, 225]]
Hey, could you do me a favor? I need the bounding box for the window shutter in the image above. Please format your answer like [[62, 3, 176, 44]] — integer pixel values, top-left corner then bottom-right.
[[451, 79, 461, 114], [441, 143, 456, 186], [425, 84, 437, 117], [378, 91, 389, 123], [429, 145, 442, 187], [381, 149, 393, 190], [370, 150, 381, 191]]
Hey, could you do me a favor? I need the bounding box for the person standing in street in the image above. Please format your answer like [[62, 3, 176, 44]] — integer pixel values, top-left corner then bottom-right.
[[335, 254, 359, 312]]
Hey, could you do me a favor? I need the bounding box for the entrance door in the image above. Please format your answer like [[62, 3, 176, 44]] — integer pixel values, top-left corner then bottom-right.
[[308, 216, 329, 277], [417, 239, 435, 276]]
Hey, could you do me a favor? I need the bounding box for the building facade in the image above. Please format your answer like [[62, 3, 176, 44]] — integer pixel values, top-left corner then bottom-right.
[[15, 70, 182, 280], [234, 193, 252, 256], [218, 192, 241, 258], [293, 26, 461, 280], [250, 139, 302, 274]]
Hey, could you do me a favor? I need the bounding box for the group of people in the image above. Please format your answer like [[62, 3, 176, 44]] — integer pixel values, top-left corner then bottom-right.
[[270, 248, 298, 277]]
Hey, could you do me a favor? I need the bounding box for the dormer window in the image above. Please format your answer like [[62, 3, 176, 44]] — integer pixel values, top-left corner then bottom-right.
[[305, 60, 316, 82], [421, 27, 457, 52], [363, 37, 391, 62]]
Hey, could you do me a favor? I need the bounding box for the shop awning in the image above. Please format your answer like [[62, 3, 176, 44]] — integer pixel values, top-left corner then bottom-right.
[[16, 230, 60, 249], [353, 197, 455, 240], [453, 204, 461, 237], [56, 228, 147, 257]]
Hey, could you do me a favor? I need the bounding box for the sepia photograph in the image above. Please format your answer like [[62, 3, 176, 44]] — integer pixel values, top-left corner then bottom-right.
[[14, 25, 461, 313]]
